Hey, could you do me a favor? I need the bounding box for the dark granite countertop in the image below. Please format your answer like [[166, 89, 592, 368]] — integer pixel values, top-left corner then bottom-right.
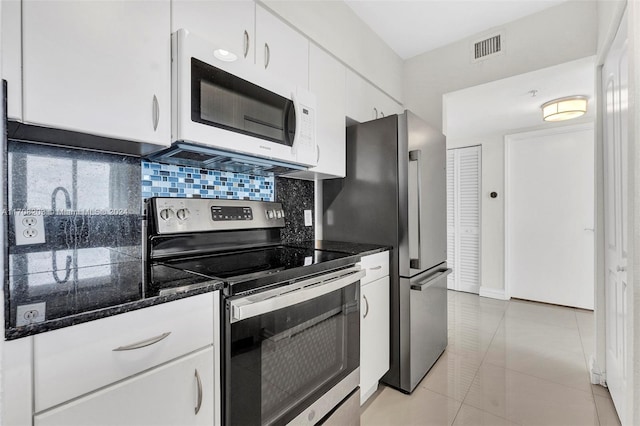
[[5, 246, 223, 340], [287, 240, 390, 257], [5, 240, 387, 340]]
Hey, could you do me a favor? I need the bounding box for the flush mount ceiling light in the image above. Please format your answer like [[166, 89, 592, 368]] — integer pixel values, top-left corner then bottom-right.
[[541, 96, 588, 122], [213, 48, 238, 62]]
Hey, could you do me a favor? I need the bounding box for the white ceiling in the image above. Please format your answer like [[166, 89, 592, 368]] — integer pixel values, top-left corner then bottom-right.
[[345, 0, 569, 59], [443, 56, 596, 140]]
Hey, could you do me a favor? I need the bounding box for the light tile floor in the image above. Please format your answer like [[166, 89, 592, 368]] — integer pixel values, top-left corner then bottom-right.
[[361, 290, 622, 426]]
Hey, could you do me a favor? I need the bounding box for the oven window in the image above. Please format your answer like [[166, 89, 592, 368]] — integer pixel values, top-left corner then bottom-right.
[[191, 58, 296, 146], [227, 283, 359, 425]]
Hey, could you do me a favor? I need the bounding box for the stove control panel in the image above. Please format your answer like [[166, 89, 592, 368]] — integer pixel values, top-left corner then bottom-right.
[[151, 198, 286, 234]]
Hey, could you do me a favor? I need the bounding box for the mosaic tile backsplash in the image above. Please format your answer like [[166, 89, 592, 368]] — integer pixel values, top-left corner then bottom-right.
[[141, 161, 274, 201]]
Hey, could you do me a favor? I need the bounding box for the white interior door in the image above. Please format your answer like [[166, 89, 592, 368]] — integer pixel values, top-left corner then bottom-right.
[[602, 10, 628, 424], [447, 146, 481, 293], [506, 124, 594, 309]]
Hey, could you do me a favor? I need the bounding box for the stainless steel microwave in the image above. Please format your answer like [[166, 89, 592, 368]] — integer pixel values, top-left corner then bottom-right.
[[171, 29, 317, 168]]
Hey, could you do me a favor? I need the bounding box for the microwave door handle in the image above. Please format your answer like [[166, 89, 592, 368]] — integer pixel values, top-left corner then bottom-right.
[[230, 268, 365, 322], [409, 150, 422, 270], [289, 92, 301, 155]]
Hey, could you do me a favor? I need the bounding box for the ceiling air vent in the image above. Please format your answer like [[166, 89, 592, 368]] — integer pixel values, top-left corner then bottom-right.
[[472, 33, 503, 62]]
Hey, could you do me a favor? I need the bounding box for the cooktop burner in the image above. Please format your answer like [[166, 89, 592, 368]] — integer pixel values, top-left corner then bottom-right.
[[146, 198, 361, 297], [158, 245, 356, 296]]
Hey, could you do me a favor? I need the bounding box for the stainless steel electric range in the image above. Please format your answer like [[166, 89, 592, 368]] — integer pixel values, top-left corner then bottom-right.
[[146, 197, 364, 426]]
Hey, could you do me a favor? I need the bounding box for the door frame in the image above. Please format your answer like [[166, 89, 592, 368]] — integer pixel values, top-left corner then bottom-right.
[[504, 122, 595, 302]]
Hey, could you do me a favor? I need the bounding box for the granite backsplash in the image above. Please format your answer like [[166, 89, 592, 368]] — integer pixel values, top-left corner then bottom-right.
[[5, 139, 314, 331]]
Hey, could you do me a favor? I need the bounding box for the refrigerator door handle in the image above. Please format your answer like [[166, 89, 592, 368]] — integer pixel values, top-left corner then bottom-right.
[[410, 269, 452, 291], [409, 150, 422, 270]]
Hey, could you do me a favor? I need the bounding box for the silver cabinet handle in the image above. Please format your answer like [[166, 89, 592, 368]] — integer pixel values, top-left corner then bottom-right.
[[617, 266, 627, 272], [381, 111, 385, 117], [152, 94, 159, 131], [112, 332, 171, 351], [409, 150, 423, 269], [369, 265, 382, 271], [243, 30, 250, 58], [316, 145, 321, 162], [411, 269, 452, 291], [264, 43, 270, 69], [584, 228, 595, 232], [373, 107, 378, 119], [363, 294, 370, 319], [194, 369, 203, 415]]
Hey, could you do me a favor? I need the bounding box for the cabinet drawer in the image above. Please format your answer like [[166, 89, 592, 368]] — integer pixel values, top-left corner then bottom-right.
[[359, 251, 389, 285], [34, 292, 216, 412], [34, 347, 214, 426]]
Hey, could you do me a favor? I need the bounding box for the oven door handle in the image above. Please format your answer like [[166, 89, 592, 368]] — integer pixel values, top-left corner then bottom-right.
[[230, 267, 365, 323]]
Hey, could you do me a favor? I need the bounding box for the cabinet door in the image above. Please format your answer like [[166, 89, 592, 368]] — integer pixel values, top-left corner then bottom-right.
[[288, 44, 345, 180], [34, 347, 215, 426], [1, 0, 22, 120], [360, 275, 390, 404], [34, 292, 214, 412], [172, 0, 254, 65], [376, 91, 404, 118], [22, 0, 171, 146], [255, 5, 308, 89], [346, 69, 375, 123]]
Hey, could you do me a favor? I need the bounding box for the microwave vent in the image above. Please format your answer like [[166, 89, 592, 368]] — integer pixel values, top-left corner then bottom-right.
[[147, 142, 308, 177]]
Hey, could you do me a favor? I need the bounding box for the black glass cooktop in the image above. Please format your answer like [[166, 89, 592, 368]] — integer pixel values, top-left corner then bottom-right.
[[157, 245, 359, 296]]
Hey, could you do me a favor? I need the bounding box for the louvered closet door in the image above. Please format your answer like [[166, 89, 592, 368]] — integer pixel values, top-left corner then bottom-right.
[[447, 151, 456, 289], [447, 146, 481, 293]]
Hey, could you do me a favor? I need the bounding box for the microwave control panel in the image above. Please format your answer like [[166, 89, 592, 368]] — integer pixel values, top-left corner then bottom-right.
[[298, 106, 315, 148]]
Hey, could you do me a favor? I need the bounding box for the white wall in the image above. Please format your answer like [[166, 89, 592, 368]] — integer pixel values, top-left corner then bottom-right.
[[408, 1, 598, 296], [404, 0, 597, 130], [259, 0, 403, 103]]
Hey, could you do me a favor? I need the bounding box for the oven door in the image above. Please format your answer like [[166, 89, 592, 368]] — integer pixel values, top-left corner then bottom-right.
[[225, 267, 364, 426]]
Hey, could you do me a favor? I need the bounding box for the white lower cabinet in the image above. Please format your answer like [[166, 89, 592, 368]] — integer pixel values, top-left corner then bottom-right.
[[26, 292, 220, 426], [34, 347, 214, 426], [359, 252, 390, 405]]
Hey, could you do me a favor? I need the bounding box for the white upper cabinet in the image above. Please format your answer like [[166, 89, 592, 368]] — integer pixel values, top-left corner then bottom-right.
[[288, 44, 345, 180], [346, 69, 402, 123], [22, 0, 171, 147], [172, 0, 255, 65], [255, 5, 309, 90], [1, 0, 22, 120]]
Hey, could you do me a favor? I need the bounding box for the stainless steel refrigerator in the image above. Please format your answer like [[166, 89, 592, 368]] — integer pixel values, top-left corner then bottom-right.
[[323, 110, 449, 393]]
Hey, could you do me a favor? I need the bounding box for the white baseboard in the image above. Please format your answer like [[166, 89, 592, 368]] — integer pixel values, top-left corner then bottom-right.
[[479, 287, 509, 300], [457, 284, 480, 294], [589, 355, 607, 386]]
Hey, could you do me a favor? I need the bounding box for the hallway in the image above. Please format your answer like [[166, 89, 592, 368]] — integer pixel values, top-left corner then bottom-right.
[[361, 290, 620, 425]]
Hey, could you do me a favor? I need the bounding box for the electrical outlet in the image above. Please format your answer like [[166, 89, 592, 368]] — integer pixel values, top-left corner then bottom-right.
[[16, 302, 46, 326], [304, 210, 313, 227], [14, 211, 46, 245]]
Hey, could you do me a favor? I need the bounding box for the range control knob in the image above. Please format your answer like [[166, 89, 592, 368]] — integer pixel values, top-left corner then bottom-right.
[[159, 208, 174, 221], [267, 210, 275, 219], [176, 208, 190, 221]]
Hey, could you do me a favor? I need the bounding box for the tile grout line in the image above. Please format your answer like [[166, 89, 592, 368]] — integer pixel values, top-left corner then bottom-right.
[[449, 295, 511, 425]]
